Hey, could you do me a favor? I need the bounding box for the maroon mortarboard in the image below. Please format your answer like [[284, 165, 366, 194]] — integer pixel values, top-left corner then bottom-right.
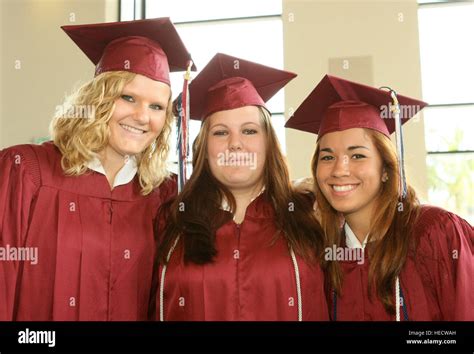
[[285, 74, 428, 138], [61, 17, 196, 85], [189, 53, 297, 120]]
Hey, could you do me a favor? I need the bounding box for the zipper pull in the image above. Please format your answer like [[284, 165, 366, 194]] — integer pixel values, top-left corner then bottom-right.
[[109, 202, 113, 224]]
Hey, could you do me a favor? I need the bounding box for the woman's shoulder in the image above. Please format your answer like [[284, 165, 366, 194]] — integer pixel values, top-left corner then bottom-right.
[[1, 141, 62, 186], [1, 143, 42, 185], [2, 141, 60, 163], [415, 205, 471, 231], [152, 173, 178, 204], [412, 204, 473, 259]]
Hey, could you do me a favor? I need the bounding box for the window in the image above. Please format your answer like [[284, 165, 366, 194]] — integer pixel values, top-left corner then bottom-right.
[[418, 1, 474, 223]]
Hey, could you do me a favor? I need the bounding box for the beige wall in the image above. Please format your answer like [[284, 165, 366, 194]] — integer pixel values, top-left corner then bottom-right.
[[283, 0, 428, 200], [0, 0, 118, 149]]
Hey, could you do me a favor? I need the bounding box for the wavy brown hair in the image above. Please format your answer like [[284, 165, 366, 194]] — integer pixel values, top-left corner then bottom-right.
[[158, 107, 324, 265], [313, 128, 420, 314], [50, 71, 173, 195]]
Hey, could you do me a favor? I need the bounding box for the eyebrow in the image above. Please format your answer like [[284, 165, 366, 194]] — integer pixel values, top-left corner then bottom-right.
[[210, 122, 260, 129], [122, 90, 168, 106], [210, 123, 228, 130], [320, 145, 369, 153], [347, 145, 369, 151], [241, 122, 260, 126], [320, 147, 333, 153]]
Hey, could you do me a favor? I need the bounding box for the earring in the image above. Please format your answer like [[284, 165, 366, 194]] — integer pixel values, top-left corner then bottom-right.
[[149, 140, 157, 159], [382, 175, 389, 182]]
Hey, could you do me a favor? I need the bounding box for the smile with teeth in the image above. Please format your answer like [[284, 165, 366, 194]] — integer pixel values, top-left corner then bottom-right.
[[331, 184, 358, 192], [120, 123, 147, 134]]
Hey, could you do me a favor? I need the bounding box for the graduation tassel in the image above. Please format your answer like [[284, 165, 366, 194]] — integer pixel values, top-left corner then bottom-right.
[[381, 87, 407, 200], [391, 90, 408, 200], [176, 60, 193, 193]]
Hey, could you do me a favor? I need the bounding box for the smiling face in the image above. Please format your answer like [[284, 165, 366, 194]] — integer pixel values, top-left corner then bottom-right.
[[107, 73, 171, 158], [206, 105, 266, 192], [316, 128, 387, 221]]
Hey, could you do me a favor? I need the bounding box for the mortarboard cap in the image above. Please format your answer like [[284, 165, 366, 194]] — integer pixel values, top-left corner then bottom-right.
[[285, 75, 427, 138], [61, 17, 196, 85], [189, 53, 297, 120]]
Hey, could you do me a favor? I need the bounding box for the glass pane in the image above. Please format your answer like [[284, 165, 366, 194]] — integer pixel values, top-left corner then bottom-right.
[[427, 153, 474, 224], [146, 0, 282, 22], [120, 0, 136, 21], [166, 118, 202, 174], [418, 3, 474, 104], [169, 17, 284, 113], [423, 105, 474, 152]]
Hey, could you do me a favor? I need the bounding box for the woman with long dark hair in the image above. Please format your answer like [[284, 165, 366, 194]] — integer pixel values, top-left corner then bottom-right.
[[154, 54, 328, 321]]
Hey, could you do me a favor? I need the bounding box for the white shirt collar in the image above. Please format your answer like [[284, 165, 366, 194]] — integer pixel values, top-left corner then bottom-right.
[[344, 223, 369, 249], [87, 156, 138, 188]]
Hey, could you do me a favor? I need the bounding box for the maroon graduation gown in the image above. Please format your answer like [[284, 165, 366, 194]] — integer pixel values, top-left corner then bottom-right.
[[157, 194, 329, 321], [331, 205, 473, 320], [0, 142, 177, 320]]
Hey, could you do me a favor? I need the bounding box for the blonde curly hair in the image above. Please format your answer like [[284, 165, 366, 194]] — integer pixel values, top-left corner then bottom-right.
[[50, 71, 173, 195]]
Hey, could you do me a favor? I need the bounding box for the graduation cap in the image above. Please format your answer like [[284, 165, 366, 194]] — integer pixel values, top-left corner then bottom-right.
[[189, 53, 297, 120], [285, 74, 427, 138], [61, 17, 196, 85]]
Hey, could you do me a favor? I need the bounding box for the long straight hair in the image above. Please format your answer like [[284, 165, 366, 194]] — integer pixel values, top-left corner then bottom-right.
[[313, 128, 420, 314], [158, 107, 324, 265]]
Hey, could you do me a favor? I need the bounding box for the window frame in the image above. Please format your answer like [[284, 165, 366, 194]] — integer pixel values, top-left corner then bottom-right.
[[418, 0, 474, 156]]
